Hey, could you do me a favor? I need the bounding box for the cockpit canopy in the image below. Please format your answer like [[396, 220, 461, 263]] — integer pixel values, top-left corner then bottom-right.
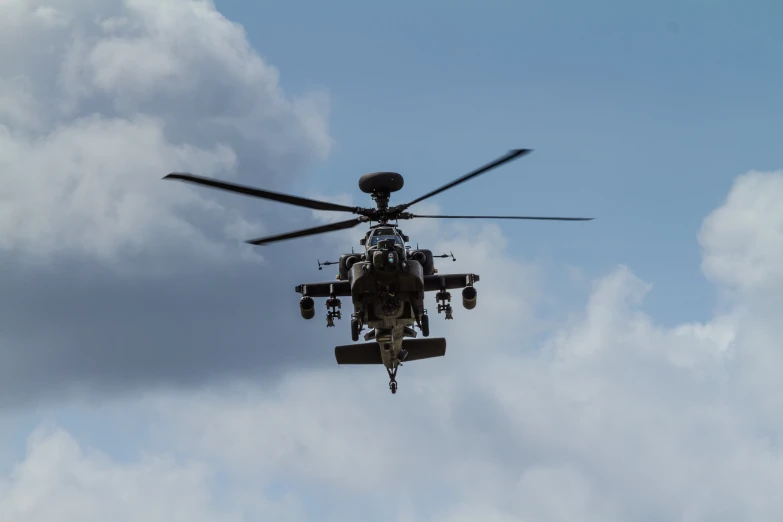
[[368, 227, 403, 247]]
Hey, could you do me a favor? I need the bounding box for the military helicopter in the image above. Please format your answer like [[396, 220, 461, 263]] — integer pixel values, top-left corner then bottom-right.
[[164, 149, 593, 394]]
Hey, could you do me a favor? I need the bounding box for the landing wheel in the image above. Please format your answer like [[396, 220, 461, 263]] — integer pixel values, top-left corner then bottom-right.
[[350, 318, 360, 342], [421, 314, 430, 337], [387, 366, 398, 395]]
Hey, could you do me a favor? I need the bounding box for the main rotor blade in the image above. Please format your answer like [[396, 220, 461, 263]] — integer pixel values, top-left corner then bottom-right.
[[408, 214, 594, 221], [245, 218, 364, 246], [399, 149, 532, 210], [164, 173, 359, 213]]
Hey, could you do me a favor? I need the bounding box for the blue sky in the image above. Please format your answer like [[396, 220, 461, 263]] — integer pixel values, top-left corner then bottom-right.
[[214, 0, 783, 325], [2, 1, 783, 520]]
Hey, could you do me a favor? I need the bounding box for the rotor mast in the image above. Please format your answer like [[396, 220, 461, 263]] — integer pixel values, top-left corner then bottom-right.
[[371, 189, 390, 214]]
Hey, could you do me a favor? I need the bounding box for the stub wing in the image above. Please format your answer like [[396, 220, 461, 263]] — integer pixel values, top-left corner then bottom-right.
[[294, 281, 351, 297], [294, 273, 478, 296], [423, 273, 479, 292]]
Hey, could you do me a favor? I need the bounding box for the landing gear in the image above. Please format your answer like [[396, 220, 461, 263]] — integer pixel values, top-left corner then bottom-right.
[[350, 316, 361, 342], [387, 366, 398, 394], [413, 304, 430, 337], [420, 313, 430, 337], [436, 290, 453, 320]]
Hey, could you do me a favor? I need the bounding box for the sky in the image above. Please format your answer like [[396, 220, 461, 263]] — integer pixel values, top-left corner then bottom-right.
[[1, 0, 782, 520]]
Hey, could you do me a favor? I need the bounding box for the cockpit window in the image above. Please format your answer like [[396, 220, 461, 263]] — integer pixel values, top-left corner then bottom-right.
[[370, 234, 401, 246]]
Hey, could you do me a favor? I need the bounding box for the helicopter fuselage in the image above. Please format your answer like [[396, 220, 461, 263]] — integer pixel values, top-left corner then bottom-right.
[[347, 241, 425, 369], [296, 225, 480, 391]]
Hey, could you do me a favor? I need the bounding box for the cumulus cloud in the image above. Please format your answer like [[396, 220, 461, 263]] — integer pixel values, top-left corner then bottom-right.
[[0, 115, 242, 268], [0, 0, 330, 266], [0, 0, 339, 406], [4, 2, 783, 521], [141, 265, 780, 521], [3, 168, 779, 521], [699, 169, 783, 294], [0, 424, 306, 522]]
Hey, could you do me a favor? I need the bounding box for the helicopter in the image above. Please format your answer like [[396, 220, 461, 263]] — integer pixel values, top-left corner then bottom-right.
[[164, 149, 593, 394]]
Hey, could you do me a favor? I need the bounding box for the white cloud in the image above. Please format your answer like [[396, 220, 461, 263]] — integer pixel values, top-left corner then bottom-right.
[[0, 114, 240, 267], [4, 2, 783, 518], [112, 169, 783, 520], [0, 0, 330, 269], [136, 257, 781, 521], [307, 191, 357, 225], [0, 424, 305, 522], [700, 170, 783, 293], [3, 263, 783, 519]]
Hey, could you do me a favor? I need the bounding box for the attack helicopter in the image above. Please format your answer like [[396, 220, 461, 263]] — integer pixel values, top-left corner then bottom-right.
[[164, 149, 593, 394]]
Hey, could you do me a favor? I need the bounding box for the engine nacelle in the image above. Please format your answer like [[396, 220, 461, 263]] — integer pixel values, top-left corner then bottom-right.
[[344, 255, 360, 271], [300, 296, 315, 319], [338, 254, 362, 280], [409, 249, 434, 275], [462, 287, 477, 310], [410, 251, 427, 264]]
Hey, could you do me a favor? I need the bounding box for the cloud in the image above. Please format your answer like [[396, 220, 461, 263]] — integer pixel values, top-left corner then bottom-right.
[[0, 424, 306, 522], [699, 169, 783, 294], [0, 0, 331, 266], [1, 168, 776, 521], [0, 0, 340, 406], [141, 262, 781, 521], [0, 114, 242, 268], [4, 3, 783, 520]]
